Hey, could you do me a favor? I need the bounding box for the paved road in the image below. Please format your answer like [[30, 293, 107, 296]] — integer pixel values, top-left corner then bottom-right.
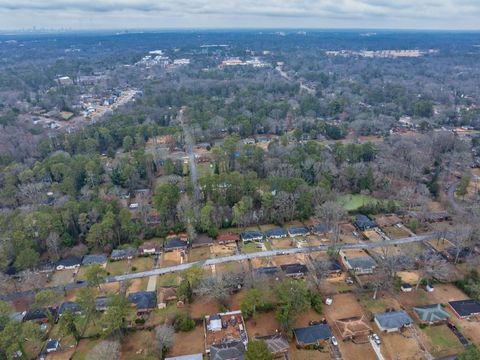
[[107, 232, 443, 282]]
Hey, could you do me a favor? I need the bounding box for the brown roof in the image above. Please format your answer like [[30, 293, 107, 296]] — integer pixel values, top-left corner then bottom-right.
[[334, 316, 372, 339], [216, 233, 240, 242], [158, 286, 177, 303]]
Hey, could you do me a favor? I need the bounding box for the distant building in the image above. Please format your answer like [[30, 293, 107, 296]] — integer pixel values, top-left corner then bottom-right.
[[111, 247, 137, 261], [138, 240, 162, 255], [164, 238, 188, 252], [280, 263, 308, 278], [56, 257, 82, 271], [217, 233, 239, 244], [264, 228, 288, 239], [288, 226, 310, 237], [240, 231, 264, 243], [81, 254, 107, 267], [354, 215, 376, 230]]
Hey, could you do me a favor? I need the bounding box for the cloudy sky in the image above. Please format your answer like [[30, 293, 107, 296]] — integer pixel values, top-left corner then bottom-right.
[[0, 0, 479, 30]]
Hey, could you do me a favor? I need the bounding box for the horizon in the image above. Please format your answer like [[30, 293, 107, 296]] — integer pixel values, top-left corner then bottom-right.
[[0, 0, 480, 31]]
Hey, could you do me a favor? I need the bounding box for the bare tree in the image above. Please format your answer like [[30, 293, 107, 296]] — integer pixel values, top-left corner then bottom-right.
[[416, 250, 450, 289], [448, 224, 473, 264], [46, 232, 61, 262], [86, 340, 121, 360], [155, 324, 175, 358], [315, 200, 346, 245]]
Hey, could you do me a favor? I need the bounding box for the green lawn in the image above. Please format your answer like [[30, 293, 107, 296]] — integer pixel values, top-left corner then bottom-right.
[[157, 272, 181, 286], [241, 242, 263, 254], [422, 325, 464, 358], [337, 194, 379, 211], [106, 260, 128, 276]]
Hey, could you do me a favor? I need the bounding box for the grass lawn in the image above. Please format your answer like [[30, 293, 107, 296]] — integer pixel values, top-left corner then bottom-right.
[[337, 194, 379, 211], [197, 162, 214, 177], [106, 260, 128, 276], [241, 242, 263, 254], [422, 325, 464, 358], [130, 257, 155, 272], [72, 339, 101, 360], [49, 269, 75, 286], [189, 247, 211, 261], [359, 296, 389, 314], [157, 272, 181, 286]]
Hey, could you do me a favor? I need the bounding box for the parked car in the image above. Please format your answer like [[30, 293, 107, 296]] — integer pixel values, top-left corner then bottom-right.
[[331, 336, 338, 346], [426, 284, 434, 292], [372, 333, 381, 345], [345, 277, 354, 285], [325, 297, 333, 305]]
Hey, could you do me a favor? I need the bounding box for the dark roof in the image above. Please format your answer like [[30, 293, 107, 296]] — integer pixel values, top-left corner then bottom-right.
[[448, 299, 480, 317], [311, 224, 331, 234], [280, 263, 308, 275], [56, 257, 82, 267], [128, 291, 157, 311], [265, 228, 288, 238], [345, 256, 377, 270], [23, 308, 55, 322], [209, 341, 245, 360], [375, 311, 412, 330], [216, 233, 240, 242], [413, 304, 450, 323], [192, 234, 213, 246], [164, 238, 188, 250], [58, 301, 81, 315], [82, 254, 107, 266], [288, 226, 310, 235], [355, 214, 376, 230], [240, 231, 264, 240], [111, 247, 137, 259], [254, 266, 279, 276], [95, 296, 110, 311], [293, 324, 332, 345], [327, 260, 343, 272]]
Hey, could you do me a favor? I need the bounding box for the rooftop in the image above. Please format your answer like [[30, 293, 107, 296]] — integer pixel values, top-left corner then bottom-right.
[[280, 263, 308, 275], [164, 238, 188, 250], [209, 341, 245, 360], [255, 334, 289, 354], [127, 291, 157, 311], [413, 304, 450, 323], [374, 310, 412, 330], [448, 299, 480, 318], [264, 228, 288, 238], [205, 311, 248, 350], [293, 324, 332, 345], [82, 254, 107, 266]]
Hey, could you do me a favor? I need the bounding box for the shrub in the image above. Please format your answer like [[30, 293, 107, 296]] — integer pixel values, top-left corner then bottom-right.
[[174, 313, 195, 332]]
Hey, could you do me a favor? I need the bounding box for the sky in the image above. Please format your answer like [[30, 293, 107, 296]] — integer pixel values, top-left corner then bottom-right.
[[0, 0, 479, 31]]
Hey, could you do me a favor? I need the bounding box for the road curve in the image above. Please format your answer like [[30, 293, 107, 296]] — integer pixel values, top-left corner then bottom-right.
[[446, 180, 466, 214], [107, 232, 442, 282]]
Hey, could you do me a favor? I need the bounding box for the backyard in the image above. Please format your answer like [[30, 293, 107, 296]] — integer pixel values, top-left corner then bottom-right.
[[337, 194, 379, 211]]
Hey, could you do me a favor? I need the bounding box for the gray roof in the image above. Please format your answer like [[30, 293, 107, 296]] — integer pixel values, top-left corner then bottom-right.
[[210, 341, 245, 360], [111, 247, 136, 259], [82, 254, 107, 266], [413, 304, 450, 323], [164, 238, 188, 250], [288, 226, 310, 235], [56, 257, 82, 267], [255, 334, 289, 354], [127, 291, 157, 311], [294, 324, 332, 345], [345, 256, 376, 270], [265, 228, 288, 238], [165, 354, 203, 360], [375, 311, 412, 330], [58, 301, 81, 316]]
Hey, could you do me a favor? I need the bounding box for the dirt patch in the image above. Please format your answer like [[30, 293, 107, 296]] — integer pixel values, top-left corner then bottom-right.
[[272, 254, 306, 266], [72, 339, 101, 360], [189, 247, 212, 262], [189, 298, 220, 319], [379, 329, 423, 360], [427, 238, 453, 252], [319, 274, 355, 295], [49, 269, 75, 286], [126, 278, 148, 294], [121, 330, 157, 360], [162, 251, 183, 267], [382, 225, 411, 239], [270, 238, 295, 249], [288, 344, 330, 360], [293, 308, 324, 328], [250, 256, 275, 268], [246, 312, 280, 338], [363, 229, 383, 242], [46, 349, 76, 360], [397, 271, 421, 284], [306, 236, 329, 246], [131, 257, 155, 272], [211, 243, 237, 257], [324, 293, 366, 321], [168, 325, 205, 357]]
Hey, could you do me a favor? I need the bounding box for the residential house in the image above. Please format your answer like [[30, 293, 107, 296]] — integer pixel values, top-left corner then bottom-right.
[[265, 228, 288, 239], [311, 223, 331, 235], [81, 254, 108, 267], [254, 266, 279, 277], [374, 310, 412, 332], [128, 291, 157, 314], [280, 263, 308, 278], [209, 341, 246, 360], [254, 334, 289, 357], [56, 257, 82, 271], [164, 238, 188, 252], [217, 233, 239, 245], [58, 301, 82, 317], [110, 247, 137, 261], [413, 304, 450, 325], [293, 324, 332, 347], [287, 226, 310, 237], [157, 286, 180, 309], [23, 308, 56, 324], [448, 299, 480, 319], [204, 311, 248, 354], [95, 296, 110, 312], [192, 234, 214, 248], [240, 231, 264, 243], [138, 240, 162, 255], [354, 215, 376, 230], [341, 252, 377, 275]]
